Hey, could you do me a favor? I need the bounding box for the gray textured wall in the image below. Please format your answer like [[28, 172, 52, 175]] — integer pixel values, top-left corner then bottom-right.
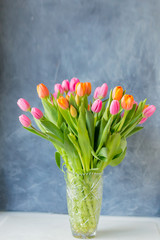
[[0, 0, 159, 216]]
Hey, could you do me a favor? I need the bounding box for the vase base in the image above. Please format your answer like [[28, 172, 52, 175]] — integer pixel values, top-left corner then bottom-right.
[[72, 230, 96, 239]]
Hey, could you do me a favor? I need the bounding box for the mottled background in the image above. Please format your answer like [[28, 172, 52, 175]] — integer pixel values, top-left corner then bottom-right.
[[0, 0, 159, 216]]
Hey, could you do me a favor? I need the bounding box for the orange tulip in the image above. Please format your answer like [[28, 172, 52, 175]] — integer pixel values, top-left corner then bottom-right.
[[143, 104, 149, 110], [57, 96, 69, 109], [70, 105, 77, 118], [76, 82, 86, 96], [37, 83, 49, 98], [88, 104, 90, 111], [121, 94, 134, 110], [112, 86, 123, 100], [85, 82, 92, 96]]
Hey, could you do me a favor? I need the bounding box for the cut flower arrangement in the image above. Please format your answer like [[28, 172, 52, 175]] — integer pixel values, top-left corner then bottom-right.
[[17, 78, 156, 239]]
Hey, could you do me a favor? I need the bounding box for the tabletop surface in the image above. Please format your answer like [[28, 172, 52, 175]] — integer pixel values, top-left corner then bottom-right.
[[0, 212, 159, 240]]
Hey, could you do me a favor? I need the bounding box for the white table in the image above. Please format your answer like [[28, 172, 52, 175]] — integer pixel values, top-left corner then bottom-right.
[[0, 212, 159, 239]]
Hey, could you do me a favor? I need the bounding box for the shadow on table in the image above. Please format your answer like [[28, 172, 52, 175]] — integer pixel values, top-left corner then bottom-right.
[[97, 226, 137, 238]]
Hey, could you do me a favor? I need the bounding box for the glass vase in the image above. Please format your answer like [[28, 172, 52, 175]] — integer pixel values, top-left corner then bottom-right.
[[65, 171, 103, 239]]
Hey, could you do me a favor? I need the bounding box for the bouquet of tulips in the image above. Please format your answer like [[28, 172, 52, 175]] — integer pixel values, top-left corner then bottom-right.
[[17, 78, 156, 237], [17, 78, 156, 173]]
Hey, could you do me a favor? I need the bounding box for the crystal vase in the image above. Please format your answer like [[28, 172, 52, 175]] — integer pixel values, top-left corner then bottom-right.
[[65, 171, 103, 239]]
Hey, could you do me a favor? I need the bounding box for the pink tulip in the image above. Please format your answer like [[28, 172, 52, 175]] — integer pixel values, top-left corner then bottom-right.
[[94, 87, 101, 99], [143, 105, 156, 118], [93, 83, 108, 99], [67, 91, 74, 97], [134, 100, 138, 109], [91, 99, 102, 113], [70, 78, 80, 92], [99, 83, 108, 98], [62, 79, 70, 92], [31, 107, 43, 120], [19, 114, 31, 127], [139, 117, 148, 124], [53, 92, 58, 100], [54, 84, 64, 94], [110, 100, 120, 115], [17, 98, 30, 111], [121, 112, 124, 118]]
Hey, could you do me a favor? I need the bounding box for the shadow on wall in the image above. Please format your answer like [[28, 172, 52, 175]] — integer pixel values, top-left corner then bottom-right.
[[0, 169, 8, 210]]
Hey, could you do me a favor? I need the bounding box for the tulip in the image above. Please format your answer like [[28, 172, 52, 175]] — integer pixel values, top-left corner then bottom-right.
[[139, 117, 148, 124], [88, 104, 90, 111], [143, 105, 156, 118], [121, 94, 134, 110], [93, 83, 108, 99], [57, 96, 69, 109], [91, 99, 102, 113], [17, 98, 30, 111], [62, 79, 70, 92], [93, 87, 101, 99], [76, 82, 86, 96], [54, 84, 64, 94], [70, 78, 80, 92], [112, 86, 123, 100], [31, 107, 43, 120], [85, 82, 92, 96], [37, 83, 49, 98], [70, 105, 77, 118], [19, 114, 31, 127], [134, 100, 138, 110], [110, 100, 120, 115], [75, 94, 80, 106], [53, 92, 58, 100], [121, 112, 124, 118], [99, 83, 108, 98]]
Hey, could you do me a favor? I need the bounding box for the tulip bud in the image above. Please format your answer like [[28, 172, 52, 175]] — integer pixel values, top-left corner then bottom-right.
[[17, 98, 30, 111], [37, 83, 49, 99], [31, 107, 43, 120], [70, 105, 77, 118], [88, 104, 90, 111], [139, 117, 148, 124], [143, 105, 156, 118], [62, 79, 70, 92], [76, 82, 86, 97], [110, 100, 120, 115], [93, 87, 101, 99], [91, 99, 102, 113], [99, 83, 108, 98], [121, 112, 124, 118], [134, 100, 138, 110], [54, 84, 64, 94], [70, 78, 80, 92], [112, 86, 123, 100], [75, 94, 80, 106], [121, 94, 134, 110], [19, 114, 31, 127], [57, 96, 69, 109], [85, 82, 92, 96], [53, 92, 58, 100], [93, 83, 108, 99]]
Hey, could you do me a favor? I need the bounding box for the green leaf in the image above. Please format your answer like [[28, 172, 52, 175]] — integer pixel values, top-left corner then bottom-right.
[[106, 133, 121, 162], [23, 127, 48, 140], [69, 93, 77, 109], [78, 103, 91, 171], [58, 107, 77, 136], [98, 147, 108, 161], [126, 126, 143, 138], [96, 116, 113, 153], [86, 111, 95, 147], [55, 152, 61, 170], [109, 147, 127, 167], [40, 118, 63, 142], [41, 99, 58, 125], [103, 90, 113, 120]]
